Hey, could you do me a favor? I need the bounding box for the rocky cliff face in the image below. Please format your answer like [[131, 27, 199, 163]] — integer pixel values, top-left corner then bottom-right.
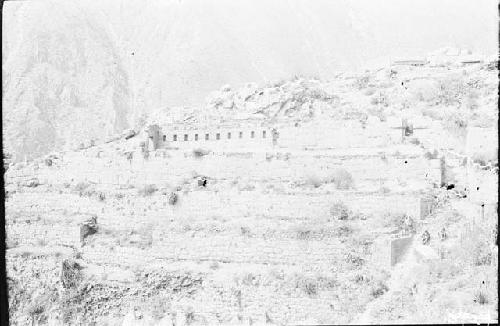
[[3, 1, 131, 161]]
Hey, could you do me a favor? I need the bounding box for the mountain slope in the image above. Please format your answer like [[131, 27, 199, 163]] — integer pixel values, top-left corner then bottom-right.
[[2, 0, 497, 161], [3, 1, 131, 160]]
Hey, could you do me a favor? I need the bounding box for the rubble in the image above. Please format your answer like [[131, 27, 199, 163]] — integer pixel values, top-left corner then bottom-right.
[[123, 129, 137, 140]]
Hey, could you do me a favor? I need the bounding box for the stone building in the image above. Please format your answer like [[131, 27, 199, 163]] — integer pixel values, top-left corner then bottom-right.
[[143, 120, 274, 151]]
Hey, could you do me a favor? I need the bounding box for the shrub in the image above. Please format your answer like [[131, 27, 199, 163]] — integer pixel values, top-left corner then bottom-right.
[[364, 88, 376, 96], [471, 150, 497, 166], [473, 246, 492, 266], [193, 148, 210, 158], [330, 201, 350, 220], [421, 107, 444, 120], [409, 138, 420, 145], [370, 96, 380, 105], [138, 184, 157, 196], [435, 76, 466, 106], [329, 169, 354, 190], [379, 81, 394, 88], [367, 108, 387, 122], [74, 182, 90, 192], [303, 280, 318, 296], [473, 290, 489, 305], [80, 188, 97, 198], [27, 298, 46, 318], [26, 178, 40, 188], [240, 226, 251, 237], [149, 296, 170, 320], [335, 225, 353, 237], [97, 192, 106, 201], [80, 216, 98, 243], [6, 237, 19, 249], [296, 227, 314, 240], [197, 177, 208, 187], [443, 110, 468, 141], [36, 238, 47, 246], [265, 312, 273, 324], [268, 268, 285, 281], [168, 192, 178, 205], [354, 274, 367, 284], [27, 291, 58, 325], [371, 281, 389, 298], [306, 174, 324, 188], [355, 76, 370, 90], [421, 230, 431, 245], [389, 213, 416, 234], [241, 272, 259, 286], [465, 94, 479, 111], [457, 225, 494, 266], [379, 186, 391, 194], [345, 252, 365, 268], [424, 150, 439, 160], [316, 275, 339, 289], [61, 259, 84, 289], [294, 275, 318, 296]]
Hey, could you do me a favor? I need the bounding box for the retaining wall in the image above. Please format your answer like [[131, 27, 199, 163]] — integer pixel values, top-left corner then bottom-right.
[[390, 235, 414, 266], [25, 148, 439, 193]]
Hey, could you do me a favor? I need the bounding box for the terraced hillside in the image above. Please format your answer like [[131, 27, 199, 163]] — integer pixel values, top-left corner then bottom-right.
[[5, 99, 498, 325]]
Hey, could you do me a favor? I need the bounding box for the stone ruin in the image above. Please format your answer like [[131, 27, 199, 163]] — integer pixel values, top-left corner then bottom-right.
[[142, 121, 274, 152], [146, 124, 162, 151]]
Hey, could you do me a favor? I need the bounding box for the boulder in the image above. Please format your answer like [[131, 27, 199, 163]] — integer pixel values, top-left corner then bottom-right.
[[80, 216, 98, 243], [124, 129, 136, 140]]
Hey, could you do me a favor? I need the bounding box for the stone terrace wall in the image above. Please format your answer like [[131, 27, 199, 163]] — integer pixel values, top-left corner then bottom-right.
[[277, 120, 402, 149], [6, 189, 424, 270], [24, 147, 438, 193]]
